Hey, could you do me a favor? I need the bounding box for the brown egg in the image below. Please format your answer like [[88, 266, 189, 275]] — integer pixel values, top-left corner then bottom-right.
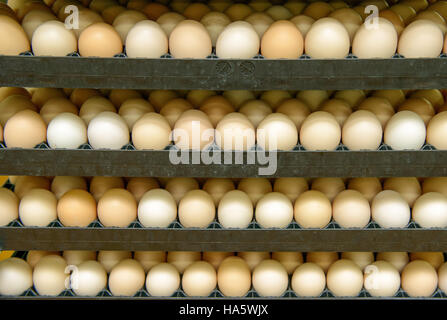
[[398, 20, 443, 58], [238, 178, 272, 205], [169, 20, 212, 58], [0, 15, 30, 55], [398, 98, 435, 125], [276, 98, 310, 130], [320, 99, 352, 126], [97, 188, 137, 227], [296, 90, 329, 111], [0, 87, 30, 103], [358, 97, 395, 128], [401, 260, 438, 297], [238, 99, 272, 128], [51, 176, 88, 199], [159, 98, 193, 128], [225, 3, 252, 21], [311, 178, 346, 202], [57, 189, 97, 227], [411, 89, 444, 111], [31, 88, 66, 109], [90, 176, 125, 202], [261, 20, 303, 59], [101, 5, 126, 24], [70, 89, 102, 108], [428, 1, 447, 20], [199, 96, 235, 127], [165, 177, 199, 204], [0, 95, 37, 126], [183, 3, 211, 21], [410, 252, 444, 270], [237, 252, 270, 271], [0, 187, 19, 226], [372, 90, 406, 109], [261, 90, 292, 109], [379, 9, 405, 36], [300, 111, 341, 151], [173, 110, 214, 150], [126, 177, 159, 202], [178, 190, 215, 228], [413, 10, 447, 33], [306, 252, 338, 273], [391, 4, 416, 24], [14, 176, 50, 199], [203, 252, 234, 270], [109, 89, 141, 108], [167, 251, 201, 274], [79, 96, 116, 125], [132, 113, 171, 150], [4, 110, 46, 148], [294, 190, 332, 228], [79, 22, 123, 57], [63, 250, 97, 265], [73, 9, 104, 38], [203, 178, 235, 206], [273, 178, 308, 202], [217, 256, 251, 296], [40, 97, 78, 124], [303, 1, 334, 20], [402, 0, 428, 11], [141, 2, 168, 20], [215, 113, 255, 151], [383, 177, 421, 207], [347, 177, 382, 203], [423, 177, 447, 197]]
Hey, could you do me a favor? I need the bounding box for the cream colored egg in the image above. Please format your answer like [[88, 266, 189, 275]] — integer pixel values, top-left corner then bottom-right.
[[402, 260, 438, 297], [294, 190, 332, 228], [215, 113, 255, 151], [19, 188, 57, 227], [363, 260, 401, 297], [79, 22, 123, 57], [200, 95, 235, 127], [165, 177, 199, 204], [273, 178, 308, 202], [371, 190, 411, 228], [398, 97, 435, 125], [71, 260, 107, 296], [40, 97, 78, 125], [33, 255, 67, 296], [237, 178, 272, 206], [342, 110, 382, 151], [178, 190, 215, 228], [98, 188, 137, 227], [172, 110, 214, 151], [182, 261, 217, 297], [276, 98, 310, 131], [32, 20, 77, 56], [47, 113, 87, 149], [203, 178, 235, 206], [257, 113, 298, 151], [112, 10, 146, 43], [327, 259, 363, 296], [145, 262, 180, 296], [306, 252, 338, 273], [261, 20, 303, 59], [98, 250, 131, 273], [0, 95, 37, 126], [358, 97, 395, 128], [200, 11, 231, 46], [0, 257, 33, 295], [252, 259, 288, 297], [383, 177, 421, 207], [272, 252, 303, 275], [57, 189, 97, 227], [238, 99, 272, 128], [311, 177, 346, 202], [203, 252, 234, 270], [79, 96, 116, 125], [125, 20, 168, 58], [290, 14, 314, 37], [300, 111, 341, 151], [167, 251, 201, 274], [255, 192, 293, 228], [0, 187, 19, 226], [157, 12, 185, 37], [427, 112, 447, 149], [218, 190, 253, 228], [108, 259, 145, 296], [347, 178, 382, 204], [217, 256, 251, 297], [304, 17, 350, 59], [0, 15, 30, 55], [134, 251, 166, 273], [376, 252, 409, 273], [22, 9, 57, 40], [410, 252, 444, 270], [169, 20, 212, 58], [291, 262, 326, 297], [398, 20, 443, 58], [216, 21, 260, 58], [88, 112, 129, 149], [341, 252, 374, 271], [319, 98, 352, 126], [90, 176, 125, 202], [413, 192, 447, 228], [14, 176, 51, 199], [138, 188, 177, 228], [332, 190, 370, 228], [244, 12, 274, 37], [132, 113, 171, 150], [63, 251, 97, 266], [4, 110, 46, 148], [384, 111, 426, 150]]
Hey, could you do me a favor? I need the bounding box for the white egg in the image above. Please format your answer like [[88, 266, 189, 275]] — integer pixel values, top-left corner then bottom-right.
[[218, 190, 253, 228], [71, 260, 107, 296], [47, 113, 87, 149], [216, 21, 260, 58], [145, 263, 180, 296], [138, 189, 177, 228], [87, 111, 129, 149], [125, 20, 168, 58], [371, 190, 411, 228], [384, 111, 426, 150], [412, 192, 447, 228]]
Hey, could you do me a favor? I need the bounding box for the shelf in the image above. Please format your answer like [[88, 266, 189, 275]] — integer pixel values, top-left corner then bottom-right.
[[2, 55, 447, 90], [1, 227, 446, 251], [1, 147, 447, 177]]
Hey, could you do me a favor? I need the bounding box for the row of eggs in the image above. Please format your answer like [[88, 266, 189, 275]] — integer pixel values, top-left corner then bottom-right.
[[1, 250, 446, 297], [2, 0, 447, 58], [2, 175, 447, 229]]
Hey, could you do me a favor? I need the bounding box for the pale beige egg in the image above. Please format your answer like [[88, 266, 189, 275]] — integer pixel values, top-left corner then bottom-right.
[[333, 190, 371, 228], [26, 251, 61, 269], [364, 260, 401, 297], [427, 111, 447, 149], [358, 97, 395, 128], [291, 263, 325, 297], [137, 188, 177, 228], [19, 188, 57, 227], [22, 9, 57, 40], [169, 20, 212, 58], [32, 20, 77, 56], [329, 8, 362, 41], [371, 190, 411, 228], [88, 112, 130, 150], [257, 113, 298, 151], [384, 111, 426, 151], [125, 20, 168, 58], [108, 259, 145, 296], [252, 259, 288, 297], [341, 252, 374, 271], [145, 262, 180, 296], [255, 192, 293, 228], [215, 113, 255, 151], [300, 111, 341, 151], [71, 260, 107, 297], [294, 190, 332, 228], [401, 260, 438, 297], [118, 98, 153, 129], [182, 261, 217, 297], [398, 20, 444, 58], [327, 259, 363, 296], [217, 256, 251, 297], [216, 21, 260, 58], [33, 255, 67, 296], [112, 10, 146, 43], [132, 113, 171, 150], [178, 190, 215, 228], [342, 110, 383, 150]]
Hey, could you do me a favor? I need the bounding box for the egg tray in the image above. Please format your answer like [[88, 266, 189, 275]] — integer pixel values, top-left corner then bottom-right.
[[1, 141, 447, 177], [1, 53, 447, 90]]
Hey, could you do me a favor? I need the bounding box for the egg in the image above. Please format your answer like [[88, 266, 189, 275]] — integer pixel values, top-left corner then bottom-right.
[[358, 97, 395, 128], [178, 190, 215, 228], [200, 11, 231, 46], [112, 10, 146, 43], [285, 1, 307, 15], [0, 87, 31, 103], [237, 251, 270, 271], [172, 110, 214, 151], [363, 260, 401, 297], [329, 8, 362, 41], [300, 111, 341, 151], [31, 88, 65, 109], [398, 20, 443, 58], [31, 20, 77, 56], [69, 260, 106, 296], [319, 99, 352, 126], [182, 3, 211, 21], [0, 95, 37, 127], [426, 112, 447, 149], [391, 3, 417, 23], [306, 252, 338, 273], [262, 90, 292, 109], [108, 259, 145, 296], [200, 95, 235, 127], [0, 15, 30, 55], [203, 252, 234, 270], [101, 5, 126, 24], [217, 256, 251, 297], [291, 262, 325, 297], [160, 98, 193, 127], [73, 9, 104, 37], [131, 113, 171, 150], [217, 190, 253, 228], [311, 177, 346, 202], [383, 177, 421, 207], [97, 188, 137, 227], [0, 187, 19, 226], [238, 99, 272, 128], [398, 98, 435, 125], [90, 176, 124, 201], [109, 89, 142, 108], [273, 178, 308, 202], [410, 252, 444, 270], [22, 9, 57, 39], [225, 3, 252, 20], [57, 189, 97, 227], [252, 259, 288, 297], [266, 5, 293, 20], [275, 99, 310, 130], [384, 111, 426, 150], [128, 251, 163, 273], [332, 190, 370, 228], [257, 113, 297, 151], [165, 177, 199, 204], [167, 251, 201, 274], [145, 262, 180, 296], [125, 20, 168, 58], [304, 17, 349, 59], [141, 2, 169, 20], [255, 192, 293, 228], [303, 1, 334, 20], [272, 252, 303, 275], [423, 177, 447, 197], [79, 96, 116, 125], [88, 112, 129, 149], [157, 12, 185, 36], [19, 188, 57, 227], [0, 257, 32, 295], [347, 178, 382, 203], [137, 188, 176, 228], [290, 14, 314, 37], [412, 192, 447, 228], [97, 250, 131, 273], [341, 252, 374, 271], [352, 17, 397, 58], [182, 261, 216, 297], [126, 177, 158, 202], [379, 9, 404, 35], [215, 113, 255, 151], [46, 113, 87, 149], [261, 20, 303, 59], [187, 90, 217, 107], [216, 21, 260, 58], [342, 110, 382, 151], [402, 260, 438, 297], [438, 262, 447, 293], [371, 190, 411, 228], [4, 110, 46, 148], [237, 178, 272, 206], [248, 0, 270, 12], [63, 250, 97, 266], [14, 176, 51, 199], [169, 20, 212, 58], [117, 98, 153, 129], [203, 178, 235, 206], [33, 255, 67, 296], [376, 252, 409, 272], [334, 90, 366, 107], [79, 22, 122, 57], [294, 190, 332, 228], [327, 259, 363, 296], [411, 89, 444, 111], [40, 98, 78, 125], [244, 12, 273, 37]]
